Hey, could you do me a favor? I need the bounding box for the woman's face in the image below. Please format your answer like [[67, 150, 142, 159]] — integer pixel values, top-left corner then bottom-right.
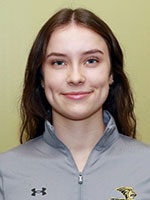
[[42, 24, 113, 121]]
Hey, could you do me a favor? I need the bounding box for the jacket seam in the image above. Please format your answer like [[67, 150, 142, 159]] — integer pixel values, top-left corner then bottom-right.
[[0, 169, 5, 200]]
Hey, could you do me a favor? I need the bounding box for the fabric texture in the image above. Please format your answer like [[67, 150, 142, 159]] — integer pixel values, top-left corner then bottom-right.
[[0, 110, 150, 200]]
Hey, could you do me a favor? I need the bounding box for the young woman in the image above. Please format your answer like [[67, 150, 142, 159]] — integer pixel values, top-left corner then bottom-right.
[[0, 8, 150, 200]]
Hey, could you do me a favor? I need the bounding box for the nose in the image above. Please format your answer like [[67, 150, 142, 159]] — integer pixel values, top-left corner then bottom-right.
[[66, 65, 86, 86]]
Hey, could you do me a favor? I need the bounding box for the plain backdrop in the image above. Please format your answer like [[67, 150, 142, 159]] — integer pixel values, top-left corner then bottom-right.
[[0, 0, 150, 152]]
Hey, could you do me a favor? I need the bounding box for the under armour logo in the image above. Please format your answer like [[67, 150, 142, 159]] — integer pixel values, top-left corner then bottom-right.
[[31, 187, 47, 196]]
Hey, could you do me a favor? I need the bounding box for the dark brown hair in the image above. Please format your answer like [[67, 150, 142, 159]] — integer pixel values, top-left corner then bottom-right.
[[20, 8, 136, 143]]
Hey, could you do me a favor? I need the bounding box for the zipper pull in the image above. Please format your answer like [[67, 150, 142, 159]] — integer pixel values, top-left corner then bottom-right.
[[78, 173, 83, 184]]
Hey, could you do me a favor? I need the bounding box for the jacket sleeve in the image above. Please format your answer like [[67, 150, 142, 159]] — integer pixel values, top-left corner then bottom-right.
[[0, 171, 4, 200]]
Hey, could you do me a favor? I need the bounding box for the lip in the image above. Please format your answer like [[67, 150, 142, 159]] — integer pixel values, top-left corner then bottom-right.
[[62, 91, 93, 100]]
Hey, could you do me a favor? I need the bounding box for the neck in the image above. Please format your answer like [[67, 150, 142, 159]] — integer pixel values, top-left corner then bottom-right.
[[52, 109, 105, 153]]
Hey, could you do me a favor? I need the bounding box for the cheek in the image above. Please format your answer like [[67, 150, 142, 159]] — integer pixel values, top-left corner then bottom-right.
[[43, 72, 66, 105], [90, 73, 110, 105], [88, 71, 110, 88], [43, 71, 64, 92], [87, 70, 110, 105], [43, 79, 59, 107]]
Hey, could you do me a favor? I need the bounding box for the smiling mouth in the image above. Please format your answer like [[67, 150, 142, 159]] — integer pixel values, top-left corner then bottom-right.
[[62, 91, 93, 100]]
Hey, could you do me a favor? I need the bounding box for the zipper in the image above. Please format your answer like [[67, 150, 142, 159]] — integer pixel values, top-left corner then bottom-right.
[[65, 147, 84, 199], [78, 172, 83, 200], [78, 172, 83, 184], [64, 146, 95, 200]]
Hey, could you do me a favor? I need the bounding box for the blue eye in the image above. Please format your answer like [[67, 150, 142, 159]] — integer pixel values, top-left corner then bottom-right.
[[53, 61, 65, 66], [86, 59, 98, 64]]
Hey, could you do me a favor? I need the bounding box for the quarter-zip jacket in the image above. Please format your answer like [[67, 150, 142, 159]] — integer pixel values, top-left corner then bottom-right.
[[0, 110, 150, 200]]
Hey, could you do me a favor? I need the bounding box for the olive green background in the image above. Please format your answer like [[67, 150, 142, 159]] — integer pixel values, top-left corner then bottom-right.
[[0, 0, 150, 152]]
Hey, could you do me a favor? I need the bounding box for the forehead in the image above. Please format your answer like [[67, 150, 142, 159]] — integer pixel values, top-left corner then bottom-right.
[[46, 23, 109, 55]]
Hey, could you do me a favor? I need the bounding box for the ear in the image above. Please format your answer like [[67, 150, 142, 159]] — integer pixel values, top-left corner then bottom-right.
[[40, 67, 45, 89], [41, 80, 45, 89], [109, 74, 114, 85]]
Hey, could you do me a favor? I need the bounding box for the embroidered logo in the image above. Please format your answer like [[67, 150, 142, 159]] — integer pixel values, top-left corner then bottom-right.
[[31, 187, 47, 196], [110, 186, 136, 200]]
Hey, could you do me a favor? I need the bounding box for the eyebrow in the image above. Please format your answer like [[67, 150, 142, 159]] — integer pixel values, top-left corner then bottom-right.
[[83, 49, 104, 56], [46, 49, 104, 59]]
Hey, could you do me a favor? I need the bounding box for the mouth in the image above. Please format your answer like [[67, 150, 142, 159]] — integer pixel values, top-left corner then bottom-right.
[[61, 91, 93, 100]]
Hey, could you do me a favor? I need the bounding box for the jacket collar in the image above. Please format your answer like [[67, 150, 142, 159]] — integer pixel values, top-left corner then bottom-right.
[[43, 110, 119, 151]]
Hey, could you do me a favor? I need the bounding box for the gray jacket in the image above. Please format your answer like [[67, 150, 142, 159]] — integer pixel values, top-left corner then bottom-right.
[[0, 110, 150, 200]]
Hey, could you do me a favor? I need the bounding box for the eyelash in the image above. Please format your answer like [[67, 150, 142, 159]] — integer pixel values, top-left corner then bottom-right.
[[85, 57, 99, 65], [51, 60, 65, 66], [51, 57, 100, 66]]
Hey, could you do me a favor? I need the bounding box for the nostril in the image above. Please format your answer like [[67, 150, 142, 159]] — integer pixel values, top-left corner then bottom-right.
[[67, 79, 85, 86], [67, 73, 86, 85]]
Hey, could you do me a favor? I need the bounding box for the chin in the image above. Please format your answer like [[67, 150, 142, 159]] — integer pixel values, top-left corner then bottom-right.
[[60, 108, 100, 121], [64, 115, 91, 121]]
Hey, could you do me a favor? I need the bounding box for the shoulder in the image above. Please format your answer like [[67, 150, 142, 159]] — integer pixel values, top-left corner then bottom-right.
[[0, 136, 48, 169], [118, 133, 150, 150], [111, 133, 150, 158], [0, 136, 41, 154], [106, 134, 150, 177]]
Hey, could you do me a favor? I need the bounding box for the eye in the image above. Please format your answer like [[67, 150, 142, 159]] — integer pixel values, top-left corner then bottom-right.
[[85, 58, 99, 65], [52, 60, 65, 66]]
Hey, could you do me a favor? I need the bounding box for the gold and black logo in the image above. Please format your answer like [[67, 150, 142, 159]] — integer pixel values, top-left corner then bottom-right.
[[110, 186, 136, 200]]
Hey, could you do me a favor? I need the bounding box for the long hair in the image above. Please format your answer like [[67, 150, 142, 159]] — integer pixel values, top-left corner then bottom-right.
[[20, 8, 136, 143]]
